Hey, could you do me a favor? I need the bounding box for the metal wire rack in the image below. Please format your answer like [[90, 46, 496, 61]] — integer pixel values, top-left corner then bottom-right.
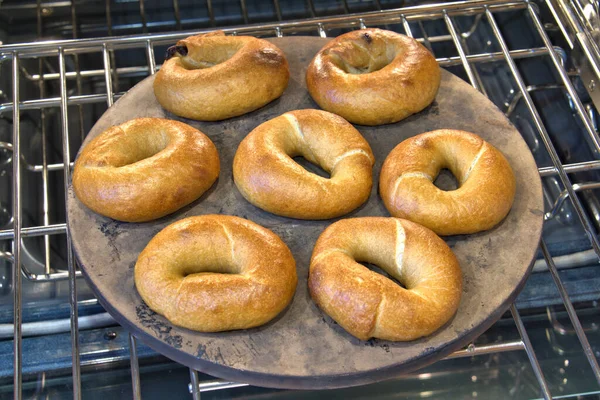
[[1, 0, 600, 398]]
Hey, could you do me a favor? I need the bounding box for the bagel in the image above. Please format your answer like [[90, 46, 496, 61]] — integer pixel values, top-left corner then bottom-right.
[[134, 215, 297, 332], [309, 217, 462, 341], [154, 31, 289, 121], [73, 118, 219, 222], [233, 109, 375, 219], [306, 28, 441, 126], [379, 129, 516, 235]]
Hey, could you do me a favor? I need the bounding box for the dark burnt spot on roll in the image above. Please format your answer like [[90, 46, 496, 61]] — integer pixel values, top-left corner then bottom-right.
[[362, 32, 372, 44], [256, 48, 285, 67], [165, 45, 188, 60]]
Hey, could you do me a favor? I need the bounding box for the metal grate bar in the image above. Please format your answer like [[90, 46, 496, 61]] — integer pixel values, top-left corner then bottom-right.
[[146, 40, 156, 74], [102, 44, 114, 106], [190, 369, 201, 400], [444, 340, 525, 359], [540, 241, 600, 384], [307, 0, 316, 18], [510, 305, 552, 399], [0, 94, 114, 114], [207, 0, 215, 27], [173, 0, 182, 31], [526, 2, 600, 153], [402, 15, 413, 37], [0, 0, 527, 56], [0, 45, 560, 84], [58, 47, 82, 400], [36, 0, 52, 276], [317, 23, 327, 38], [444, 12, 481, 91], [342, 0, 351, 14], [273, 0, 282, 21], [485, 7, 600, 257], [139, 0, 148, 34], [188, 339, 528, 393], [105, 0, 112, 35], [539, 160, 600, 176], [0, 223, 67, 240], [545, 182, 600, 220], [240, 0, 250, 24], [129, 334, 142, 399], [12, 52, 23, 400]]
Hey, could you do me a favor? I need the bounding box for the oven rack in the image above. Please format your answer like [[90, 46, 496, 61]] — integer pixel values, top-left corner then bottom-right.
[[1, 0, 600, 398]]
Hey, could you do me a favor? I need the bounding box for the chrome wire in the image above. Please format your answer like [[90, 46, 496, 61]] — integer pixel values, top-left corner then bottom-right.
[[12, 51, 22, 400], [0, 47, 562, 116], [129, 335, 142, 399], [444, 12, 481, 91], [511, 305, 552, 399], [58, 47, 81, 400], [485, 6, 600, 257], [540, 241, 600, 384], [526, 1, 600, 152], [190, 369, 201, 400], [0, 0, 527, 57]]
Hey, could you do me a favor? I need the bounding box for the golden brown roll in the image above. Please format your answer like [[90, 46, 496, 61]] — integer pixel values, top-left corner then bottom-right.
[[73, 118, 220, 222], [135, 215, 297, 332], [309, 217, 462, 341], [233, 109, 375, 219], [154, 31, 289, 121], [306, 28, 441, 126], [379, 129, 516, 235]]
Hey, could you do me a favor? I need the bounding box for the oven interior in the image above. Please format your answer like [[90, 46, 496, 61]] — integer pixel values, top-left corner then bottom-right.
[[1, 0, 600, 398]]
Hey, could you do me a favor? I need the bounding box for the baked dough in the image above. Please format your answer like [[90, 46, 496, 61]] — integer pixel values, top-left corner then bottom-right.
[[379, 129, 516, 235], [309, 217, 462, 341], [73, 118, 219, 222], [154, 31, 289, 121], [233, 109, 375, 219], [306, 28, 440, 125], [135, 215, 297, 332]]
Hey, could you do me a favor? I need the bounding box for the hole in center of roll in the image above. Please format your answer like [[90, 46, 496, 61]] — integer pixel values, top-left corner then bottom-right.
[[433, 168, 459, 191], [183, 263, 240, 277], [333, 37, 396, 75], [293, 156, 330, 179], [337, 54, 392, 75], [179, 45, 244, 70], [114, 131, 169, 168], [359, 262, 405, 289]]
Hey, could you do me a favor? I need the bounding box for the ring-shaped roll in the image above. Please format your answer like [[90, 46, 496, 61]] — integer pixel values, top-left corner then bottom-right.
[[306, 28, 441, 126], [309, 217, 462, 341], [73, 118, 220, 222], [154, 31, 289, 121], [379, 129, 516, 235], [135, 215, 297, 332], [233, 109, 375, 219]]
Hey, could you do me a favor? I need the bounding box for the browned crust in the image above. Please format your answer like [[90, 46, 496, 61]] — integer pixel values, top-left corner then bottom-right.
[[233, 109, 375, 219], [308, 217, 462, 341], [306, 28, 441, 126], [72, 118, 220, 222], [154, 31, 290, 121], [379, 129, 516, 235], [134, 215, 298, 332]]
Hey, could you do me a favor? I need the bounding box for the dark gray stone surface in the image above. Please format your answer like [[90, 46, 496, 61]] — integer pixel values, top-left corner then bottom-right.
[[66, 37, 544, 389]]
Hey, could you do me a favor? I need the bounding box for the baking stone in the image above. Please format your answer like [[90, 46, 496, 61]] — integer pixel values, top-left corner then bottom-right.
[[67, 37, 544, 390]]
